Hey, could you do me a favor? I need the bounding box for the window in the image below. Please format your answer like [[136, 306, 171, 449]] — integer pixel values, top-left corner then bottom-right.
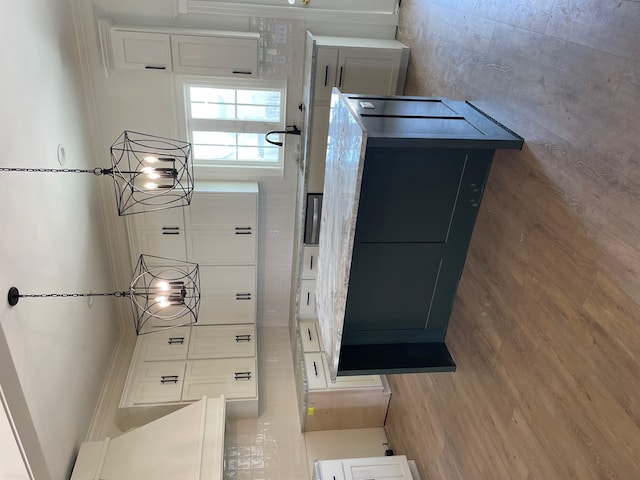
[[177, 77, 287, 176]]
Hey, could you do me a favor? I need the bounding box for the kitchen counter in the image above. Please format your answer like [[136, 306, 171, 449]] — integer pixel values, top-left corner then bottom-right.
[[316, 90, 524, 380]]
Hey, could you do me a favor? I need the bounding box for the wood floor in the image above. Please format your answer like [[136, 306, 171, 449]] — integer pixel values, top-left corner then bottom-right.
[[383, 1, 640, 479]]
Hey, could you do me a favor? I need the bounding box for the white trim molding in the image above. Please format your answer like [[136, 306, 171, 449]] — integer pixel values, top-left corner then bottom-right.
[[177, 0, 400, 26]]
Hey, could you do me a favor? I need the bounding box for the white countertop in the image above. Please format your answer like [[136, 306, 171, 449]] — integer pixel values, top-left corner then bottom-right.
[[315, 90, 366, 381]]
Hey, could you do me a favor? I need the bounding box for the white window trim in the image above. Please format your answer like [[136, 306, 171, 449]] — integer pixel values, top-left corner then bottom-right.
[[173, 75, 287, 179]]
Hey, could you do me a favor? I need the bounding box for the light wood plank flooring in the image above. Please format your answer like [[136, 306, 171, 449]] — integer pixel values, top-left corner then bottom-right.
[[384, 1, 640, 479]]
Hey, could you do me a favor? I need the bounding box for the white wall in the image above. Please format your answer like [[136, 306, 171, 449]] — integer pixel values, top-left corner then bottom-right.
[[0, 1, 121, 479]]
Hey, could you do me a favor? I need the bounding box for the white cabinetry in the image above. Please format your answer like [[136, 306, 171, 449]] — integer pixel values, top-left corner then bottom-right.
[[303, 32, 410, 192], [122, 181, 259, 423], [299, 245, 319, 319], [110, 29, 172, 71], [314, 456, 414, 480], [108, 24, 259, 77], [171, 34, 258, 77], [121, 325, 258, 422]]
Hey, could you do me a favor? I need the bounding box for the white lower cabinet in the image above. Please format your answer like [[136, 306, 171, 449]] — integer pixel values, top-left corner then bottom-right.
[[314, 456, 414, 480], [120, 325, 258, 425], [183, 357, 256, 401]]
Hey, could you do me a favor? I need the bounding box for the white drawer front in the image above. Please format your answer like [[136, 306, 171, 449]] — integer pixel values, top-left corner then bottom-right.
[[342, 456, 413, 480], [132, 379, 183, 405], [304, 353, 327, 390], [300, 321, 321, 352], [302, 246, 320, 279], [299, 279, 317, 319]]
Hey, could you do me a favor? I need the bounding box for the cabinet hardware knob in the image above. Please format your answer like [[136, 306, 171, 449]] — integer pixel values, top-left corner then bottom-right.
[[310, 255, 314, 270], [167, 337, 185, 345], [324, 65, 329, 87], [232, 70, 252, 75], [145, 65, 166, 70], [160, 375, 179, 384], [307, 292, 310, 305], [235, 226, 252, 235], [235, 293, 252, 300], [307, 328, 312, 341], [235, 335, 251, 342], [338, 66, 343, 87], [313, 361, 318, 376], [234, 371, 252, 380]]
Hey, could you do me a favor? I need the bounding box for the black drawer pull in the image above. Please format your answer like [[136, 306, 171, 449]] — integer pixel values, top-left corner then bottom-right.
[[162, 227, 180, 235], [160, 375, 179, 384], [235, 227, 252, 235], [145, 65, 166, 70], [232, 70, 252, 75], [234, 371, 252, 380], [235, 334, 252, 342], [307, 292, 310, 305], [338, 66, 343, 87], [313, 361, 318, 376], [324, 65, 328, 86], [236, 293, 252, 300], [310, 255, 314, 271], [307, 328, 312, 341], [167, 337, 185, 345]]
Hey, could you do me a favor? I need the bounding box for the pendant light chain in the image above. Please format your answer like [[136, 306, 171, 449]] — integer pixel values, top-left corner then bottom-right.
[[0, 167, 105, 175], [16, 291, 129, 299]]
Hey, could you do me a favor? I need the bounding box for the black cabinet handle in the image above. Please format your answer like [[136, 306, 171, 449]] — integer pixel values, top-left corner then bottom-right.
[[232, 70, 252, 75], [307, 328, 312, 341], [235, 293, 252, 300], [234, 371, 252, 380], [324, 65, 329, 87], [145, 65, 166, 70], [235, 227, 252, 235], [307, 292, 310, 305], [309, 255, 314, 271], [162, 226, 180, 235], [338, 66, 343, 87], [235, 334, 252, 342], [167, 337, 185, 345], [160, 375, 179, 384], [313, 361, 318, 376]]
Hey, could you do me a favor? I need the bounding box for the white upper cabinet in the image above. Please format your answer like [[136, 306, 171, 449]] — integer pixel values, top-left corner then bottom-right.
[[171, 34, 258, 77], [111, 30, 172, 71], [108, 25, 259, 77]]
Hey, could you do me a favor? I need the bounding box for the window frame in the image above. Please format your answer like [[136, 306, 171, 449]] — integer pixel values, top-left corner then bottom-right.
[[174, 75, 287, 178]]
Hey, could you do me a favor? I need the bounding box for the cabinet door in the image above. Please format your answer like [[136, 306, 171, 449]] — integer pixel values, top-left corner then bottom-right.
[[142, 327, 191, 361], [337, 48, 401, 96], [132, 361, 185, 404], [299, 279, 317, 319], [111, 30, 172, 71], [197, 266, 256, 325], [188, 325, 256, 359], [171, 34, 258, 77], [183, 358, 257, 401], [342, 456, 413, 480], [134, 228, 187, 262], [313, 47, 339, 104], [185, 192, 257, 264]]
